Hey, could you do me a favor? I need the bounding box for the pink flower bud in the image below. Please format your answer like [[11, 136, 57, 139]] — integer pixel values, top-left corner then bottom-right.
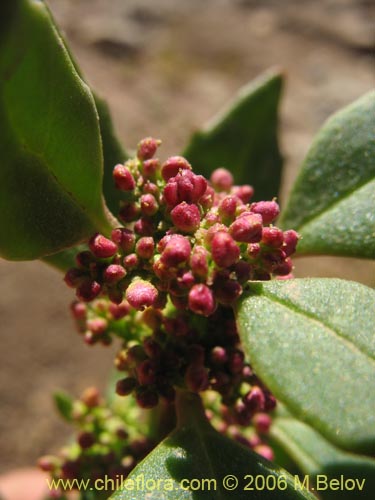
[[247, 243, 261, 259], [109, 300, 131, 319], [229, 214, 263, 243], [210, 346, 228, 365], [214, 278, 242, 305], [233, 261, 251, 282], [161, 156, 191, 181], [199, 185, 215, 209], [142, 158, 160, 178], [211, 231, 240, 267], [125, 280, 158, 310], [218, 195, 240, 221], [75, 250, 95, 268], [108, 288, 124, 305], [103, 264, 126, 284], [188, 284, 216, 316], [210, 168, 233, 191], [253, 413, 272, 434], [171, 202, 201, 233], [89, 233, 118, 258], [137, 137, 161, 160], [119, 202, 140, 222], [190, 245, 209, 278], [135, 236, 155, 259], [231, 184, 254, 203], [123, 253, 139, 269], [262, 249, 287, 272], [87, 317, 108, 335], [113, 164, 136, 191], [64, 268, 86, 288], [273, 257, 293, 276], [143, 181, 159, 196], [229, 349, 244, 374], [140, 194, 158, 216], [116, 377, 137, 396], [76, 280, 102, 302], [243, 386, 265, 412], [70, 301, 87, 320], [134, 217, 154, 236], [250, 200, 280, 224], [78, 431, 96, 449], [164, 170, 207, 207], [111, 228, 135, 253], [160, 235, 191, 266], [261, 226, 284, 247], [283, 229, 299, 256]]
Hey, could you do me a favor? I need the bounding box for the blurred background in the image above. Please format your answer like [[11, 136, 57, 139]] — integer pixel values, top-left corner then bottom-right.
[[0, 0, 374, 472]]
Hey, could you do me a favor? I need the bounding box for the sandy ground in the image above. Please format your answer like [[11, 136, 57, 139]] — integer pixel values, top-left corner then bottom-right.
[[0, 0, 374, 472]]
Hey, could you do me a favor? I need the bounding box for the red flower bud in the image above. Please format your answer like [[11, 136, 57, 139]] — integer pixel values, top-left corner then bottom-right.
[[136, 236, 155, 259], [78, 431, 96, 449], [135, 386, 159, 409], [75, 250, 95, 268], [254, 444, 274, 462], [137, 137, 161, 160], [119, 202, 140, 223], [103, 264, 126, 284], [164, 170, 207, 207], [210, 168, 233, 191], [188, 284, 216, 316], [125, 280, 158, 310], [116, 377, 137, 396], [87, 318, 108, 335], [185, 364, 209, 392], [76, 280, 102, 302], [109, 300, 131, 319], [250, 200, 280, 224], [210, 346, 228, 365], [190, 245, 209, 278], [171, 202, 201, 233], [111, 228, 135, 253], [89, 233, 118, 259], [160, 235, 191, 267], [273, 257, 293, 276], [229, 214, 263, 243], [64, 268, 86, 288], [211, 231, 240, 267], [113, 164, 136, 191], [243, 386, 265, 412], [214, 278, 242, 305], [218, 195, 240, 221], [199, 185, 215, 209], [253, 413, 272, 434], [283, 229, 299, 256], [123, 253, 139, 269], [261, 227, 284, 247], [140, 194, 158, 216], [134, 217, 154, 236], [161, 156, 191, 181], [247, 243, 261, 259], [137, 360, 157, 385], [70, 301, 87, 320]]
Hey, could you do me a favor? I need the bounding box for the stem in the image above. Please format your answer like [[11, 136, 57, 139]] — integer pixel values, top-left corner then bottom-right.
[[175, 389, 210, 429], [148, 399, 176, 442]]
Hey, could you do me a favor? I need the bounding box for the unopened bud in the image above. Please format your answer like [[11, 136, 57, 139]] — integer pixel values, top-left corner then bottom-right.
[[89, 233, 118, 259], [261, 227, 284, 248], [211, 232, 240, 267], [190, 245, 209, 278], [188, 284, 216, 316], [160, 235, 191, 267], [250, 200, 280, 224], [283, 229, 299, 256], [137, 137, 161, 160], [76, 280, 102, 302], [135, 387, 159, 409], [116, 377, 137, 396], [103, 264, 126, 284], [229, 213, 263, 243], [113, 164, 136, 191], [171, 202, 201, 233], [210, 168, 233, 191], [140, 194, 158, 216], [125, 280, 158, 310], [161, 156, 191, 181], [231, 185, 254, 203]]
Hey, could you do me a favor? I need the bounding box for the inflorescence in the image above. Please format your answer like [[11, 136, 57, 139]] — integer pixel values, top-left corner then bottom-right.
[[60, 138, 299, 465]]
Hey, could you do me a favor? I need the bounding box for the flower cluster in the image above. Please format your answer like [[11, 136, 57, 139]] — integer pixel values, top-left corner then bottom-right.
[[65, 137, 299, 316], [63, 138, 299, 462], [38, 387, 153, 499]]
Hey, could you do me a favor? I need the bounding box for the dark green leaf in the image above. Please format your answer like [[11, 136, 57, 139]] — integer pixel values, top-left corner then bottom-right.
[[110, 392, 315, 500], [53, 391, 73, 422], [236, 278, 375, 454], [183, 69, 283, 201], [280, 92, 375, 259], [272, 410, 375, 500], [0, 0, 113, 260]]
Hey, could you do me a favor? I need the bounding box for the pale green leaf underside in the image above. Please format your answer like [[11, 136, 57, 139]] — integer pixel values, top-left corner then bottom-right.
[[236, 278, 375, 454], [272, 409, 375, 500], [280, 92, 375, 259]]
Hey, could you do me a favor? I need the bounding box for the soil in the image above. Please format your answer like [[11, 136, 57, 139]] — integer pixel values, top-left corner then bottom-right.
[[0, 0, 374, 472]]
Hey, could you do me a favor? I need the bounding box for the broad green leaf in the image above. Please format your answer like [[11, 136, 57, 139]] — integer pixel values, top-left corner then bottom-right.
[[111, 392, 315, 500], [280, 92, 375, 259], [271, 411, 375, 500], [236, 278, 375, 454], [183, 69, 283, 201], [42, 244, 87, 272], [0, 0, 113, 260], [53, 391, 73, 422]]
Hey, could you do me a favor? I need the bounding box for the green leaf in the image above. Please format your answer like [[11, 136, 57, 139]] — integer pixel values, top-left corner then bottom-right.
[[53, 391, 73, 422], [280, 92, 375, 259], [236, 278, 375, 454], [0, 0, 113, 260], [183, 69, 283, 201], [271, 410, 375, 500], [110, 392, 315, 500]]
